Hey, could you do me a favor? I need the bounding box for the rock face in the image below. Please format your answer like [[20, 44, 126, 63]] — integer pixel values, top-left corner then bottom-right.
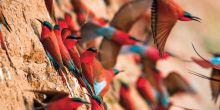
[[0, 0, 85, 110]]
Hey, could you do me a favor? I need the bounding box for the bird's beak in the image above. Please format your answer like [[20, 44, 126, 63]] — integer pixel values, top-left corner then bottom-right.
[[129, 36, 144, 43], [191, 16, 201, 22], [36, 19, 43, 24]]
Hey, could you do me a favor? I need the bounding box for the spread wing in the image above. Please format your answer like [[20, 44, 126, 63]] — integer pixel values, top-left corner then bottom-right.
[[99, 0, 151, 69], [79, 22, 102, 45], [163, 72, 196, 96], [151, 0, 178, 56]]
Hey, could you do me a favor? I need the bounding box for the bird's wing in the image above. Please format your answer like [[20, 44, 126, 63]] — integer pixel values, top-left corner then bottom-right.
[[28, 90, 69, 103], [79, 22, 102, 44], [192, 44, 220, 69], [151, 0, 178, 56], [163, 72, 196, 96], [210, 69, 220, 103], [99, 0, 151, 69], [0, 11, 12, 32], [110, 0, 152, 32], [44, 0, 56, 22]]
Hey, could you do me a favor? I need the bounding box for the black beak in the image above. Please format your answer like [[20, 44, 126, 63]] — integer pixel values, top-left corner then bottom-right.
[[2, 14, 12, 32], [191, 16, 201, 22], [87, 48, 97, 53], [66, 35, 82, 40], [36, 19, 43, 24], [129, 36, 144, 43]]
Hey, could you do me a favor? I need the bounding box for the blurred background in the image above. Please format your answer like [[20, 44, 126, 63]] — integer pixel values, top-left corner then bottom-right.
[[82, 0, 220, 110]]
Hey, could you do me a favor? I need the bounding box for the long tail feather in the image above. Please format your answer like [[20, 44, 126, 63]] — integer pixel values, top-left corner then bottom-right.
[[188, 69, 220, 82]]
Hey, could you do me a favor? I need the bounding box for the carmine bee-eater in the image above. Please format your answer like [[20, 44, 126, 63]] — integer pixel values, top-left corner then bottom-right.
[[94, 68, 122, 97], [119, 81, 136, 110], [64, 13, 80, 36], [136, 74, 157, 109], [151, 0, 201, 55], [97, 0, 152, 69], [0, 11, 12, 49], [37, 20, 64, 68], [61, 28, 72, 41], [57, 18, 69, 30], [70, 0, 108, 26], [30, 90, 89, 110], [53, 25, 80, 76], [63, 35, 82, 72], [44, 0, 56, 22], [37, 20, 75, 96], [90, 95, 105, 110], [188, 46, 220, 103], [80, 48, 97, 89], [151, 67, 170, 110], [80, 22, 143, 45]]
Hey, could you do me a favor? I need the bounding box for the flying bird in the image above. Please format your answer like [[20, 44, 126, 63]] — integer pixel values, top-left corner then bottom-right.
[[98, 0, 152, 69], [151, 0, 201, 55]]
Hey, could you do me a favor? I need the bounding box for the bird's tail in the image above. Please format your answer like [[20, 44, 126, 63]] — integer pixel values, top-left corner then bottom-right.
[[58, 67, 75, 97]]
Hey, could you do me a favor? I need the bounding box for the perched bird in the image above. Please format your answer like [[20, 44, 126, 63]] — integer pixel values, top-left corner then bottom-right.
[[30, 90, 89, 110], [64, 13, 80, 36], [90, 95, 105, 110], [70, 0, 95, 25], [57, 18, 69, 30], [136, 74, 157, 109], [94, 68, 122, 97], [0, 11, 12, 49], [44, 0, 56, 22], [37, 20, 64, 69], [119, 81, 136, 110], [61, 28, 72, 41], [151, 0, 201, 55], [63, 35, 82, 72], [53, 25, 80, 76], [80, 48, 97, 89]]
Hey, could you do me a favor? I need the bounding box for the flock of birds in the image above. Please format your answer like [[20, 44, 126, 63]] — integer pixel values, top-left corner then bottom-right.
[[1, 0, 220, 110]]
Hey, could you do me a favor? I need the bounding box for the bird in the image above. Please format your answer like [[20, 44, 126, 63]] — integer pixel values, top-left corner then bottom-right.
[[119, 81, 136, 110], [64, 13, 80, 36], [53, 25, 80, 76], [0, 11, 12, 49], [97, 0, 152, 69], [63, 34, 82, 72], [136, 74, 157, 109], [57, 18, 69, 30], [151, 0, 201, 55], [189, 46, 220, 103], [163, 71, 196, 96], [44, 0, 56, 22], [29, 90, 89, 110], [70, 0, 96, 25], [90, 95, 105, 110], [80, 48, 97, 90], [94, 68, 122, 97]]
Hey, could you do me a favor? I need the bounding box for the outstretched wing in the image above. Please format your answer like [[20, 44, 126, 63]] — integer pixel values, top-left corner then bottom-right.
[[99, 0, 151, 69], [151, 0, 178, 56], [163, 72, 196, 96]]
